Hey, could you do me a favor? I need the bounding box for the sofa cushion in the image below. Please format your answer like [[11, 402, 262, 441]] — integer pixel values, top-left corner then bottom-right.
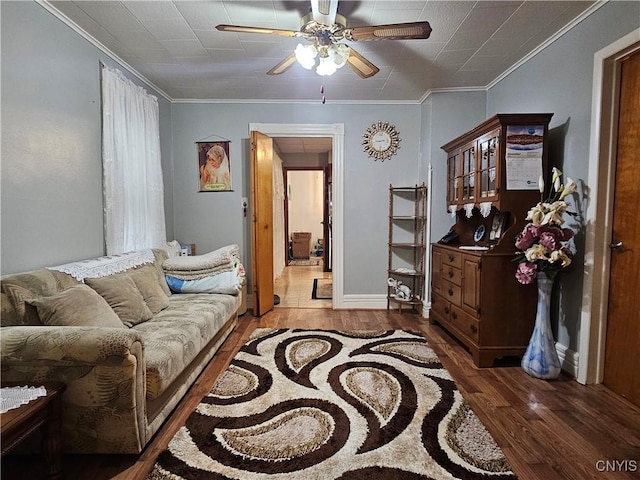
[[128, 266, 170, 314], [134, 293, 240, 400], [4, 284, 42, 325], [1, 270, 78, 326], [26, 284, 125, 328], [86, 275, 153, 327]]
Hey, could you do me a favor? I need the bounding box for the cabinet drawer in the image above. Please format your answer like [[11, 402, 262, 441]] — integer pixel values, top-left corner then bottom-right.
[[442, 266, 462, 286], [442, 250, 462, 268], [430, 292, 451, 321], [450, 305, 479, 343], [441, 279, 461, 307]]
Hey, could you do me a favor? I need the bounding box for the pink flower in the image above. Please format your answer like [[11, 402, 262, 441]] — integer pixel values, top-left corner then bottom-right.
[[515, 224, 538, 250], [516, 261, 537, 285], [536, 224, 571, 250], [539, 231, 558, 251]]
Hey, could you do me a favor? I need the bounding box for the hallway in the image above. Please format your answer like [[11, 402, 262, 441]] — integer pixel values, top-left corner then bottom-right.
[[274, 264, 332, 309]]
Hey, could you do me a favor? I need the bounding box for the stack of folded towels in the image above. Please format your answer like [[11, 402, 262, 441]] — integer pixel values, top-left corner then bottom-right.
[[163, 244, 245, 295]]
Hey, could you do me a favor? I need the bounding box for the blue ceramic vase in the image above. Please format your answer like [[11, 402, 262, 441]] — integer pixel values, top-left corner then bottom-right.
[[521, 272, 561, 379]]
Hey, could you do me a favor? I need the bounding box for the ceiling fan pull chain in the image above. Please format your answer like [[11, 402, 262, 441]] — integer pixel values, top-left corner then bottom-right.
[[321, 83, 326, 104]]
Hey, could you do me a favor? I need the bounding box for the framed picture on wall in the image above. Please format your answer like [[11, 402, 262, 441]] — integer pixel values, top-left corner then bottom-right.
[[197, 141, 232, 192]]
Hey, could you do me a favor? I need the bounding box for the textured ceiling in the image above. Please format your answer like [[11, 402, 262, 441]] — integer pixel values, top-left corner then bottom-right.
[[275, 136, 333, 154], [47, 0, 599, 103]]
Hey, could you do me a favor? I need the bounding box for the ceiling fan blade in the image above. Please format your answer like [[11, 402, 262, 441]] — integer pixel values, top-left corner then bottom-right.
[[346, 48, 379, 79], [311, 0, 338, 26], [267, 53, 298, 75], [216, 24, 300, 38], [344, 21, 432, 41]]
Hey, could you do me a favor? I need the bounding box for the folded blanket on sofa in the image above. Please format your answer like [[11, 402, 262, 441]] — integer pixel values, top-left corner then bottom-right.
[[165, 264, 245, 294], [162, 244, 239, 272], [163, 264, 235, 281]]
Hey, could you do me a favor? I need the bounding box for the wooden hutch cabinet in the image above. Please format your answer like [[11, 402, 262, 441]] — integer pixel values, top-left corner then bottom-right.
[[431, 113, 553, 367]]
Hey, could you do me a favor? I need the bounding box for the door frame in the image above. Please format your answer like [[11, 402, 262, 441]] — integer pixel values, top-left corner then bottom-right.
[[248, 123, 344, 307], [578, 29, 640, 384]]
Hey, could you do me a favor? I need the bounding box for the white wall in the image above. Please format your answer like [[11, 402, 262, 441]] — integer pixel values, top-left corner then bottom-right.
[[423, 91, 488, 242], [288, 170, 324, 251], [169, 103, 423, 296], [0, 1, 174, 274]]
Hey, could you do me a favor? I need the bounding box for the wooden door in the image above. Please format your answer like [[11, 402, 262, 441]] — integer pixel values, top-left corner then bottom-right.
[[323, 164, 332, 272], [604, 49, 640, 407], [461, 255, 480, 317], [250, 131, 274, 316]]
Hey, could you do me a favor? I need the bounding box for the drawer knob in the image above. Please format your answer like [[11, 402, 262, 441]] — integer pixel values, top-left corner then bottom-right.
[[470, 324, 478, 334], [448, 288, 454, 296], [448, 270, 454, 278], [452, 312, 457, 320], [444, 307, 450, 314], [448, 255, 454, 262]]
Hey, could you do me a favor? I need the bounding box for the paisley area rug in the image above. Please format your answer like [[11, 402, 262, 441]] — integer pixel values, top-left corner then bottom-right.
[[147, 329, 517, 480]]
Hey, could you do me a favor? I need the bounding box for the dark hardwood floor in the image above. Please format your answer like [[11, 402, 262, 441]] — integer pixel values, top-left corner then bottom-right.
[[3, 308, 640, 479]]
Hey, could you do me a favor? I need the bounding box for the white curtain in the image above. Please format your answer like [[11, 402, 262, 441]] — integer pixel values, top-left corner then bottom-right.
[[101, 65, 166, 255], [273, 154, 286, 280]]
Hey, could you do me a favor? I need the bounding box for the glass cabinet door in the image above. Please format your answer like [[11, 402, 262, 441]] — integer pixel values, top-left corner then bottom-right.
[[478, 129, 500, 201], [446, 152, 459, 206], [460, 142, 476, 203]]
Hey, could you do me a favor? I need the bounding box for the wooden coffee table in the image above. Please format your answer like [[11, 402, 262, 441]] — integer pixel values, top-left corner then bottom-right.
[[1, 382, 66, 480]]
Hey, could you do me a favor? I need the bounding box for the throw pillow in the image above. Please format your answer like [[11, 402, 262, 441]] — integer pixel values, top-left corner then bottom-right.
[[85, 275, 153, 327], [3, 283, 41, 325], [26, 284, 124, 328], [127, 266, 170, 314]]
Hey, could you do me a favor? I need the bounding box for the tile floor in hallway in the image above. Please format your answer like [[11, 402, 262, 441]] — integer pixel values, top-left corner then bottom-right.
[[274, 263, 332, 308]]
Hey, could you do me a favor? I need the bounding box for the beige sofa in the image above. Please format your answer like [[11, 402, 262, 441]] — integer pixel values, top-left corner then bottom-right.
[[0, 249, 242, 454]]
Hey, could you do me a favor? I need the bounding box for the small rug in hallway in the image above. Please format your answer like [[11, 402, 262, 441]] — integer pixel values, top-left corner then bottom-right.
[[312, 278, 332, 300], [289, 257, 322, 266], [147, 329, 517, 480]]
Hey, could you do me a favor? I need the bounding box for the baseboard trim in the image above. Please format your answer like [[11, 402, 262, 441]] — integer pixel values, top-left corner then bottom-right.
[[556, 342, 579, 378], [339, 294, 388, 309]]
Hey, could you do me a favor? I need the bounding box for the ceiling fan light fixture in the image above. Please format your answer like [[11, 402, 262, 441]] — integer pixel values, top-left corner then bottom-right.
[[295, 43, 317, 69], [329, 43, 350, 68], [316, 55, 338, 76]]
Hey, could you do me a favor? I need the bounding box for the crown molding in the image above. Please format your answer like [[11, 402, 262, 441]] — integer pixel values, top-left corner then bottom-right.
[[172, 98, 422, 105], [37, 0, 172, 102], [486, 0, 608, 90]]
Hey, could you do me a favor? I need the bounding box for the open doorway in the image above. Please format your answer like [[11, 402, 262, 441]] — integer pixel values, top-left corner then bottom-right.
[[248, 122, 344, 311], [273, 138, 332, 308], [285, 169, 324, 264]]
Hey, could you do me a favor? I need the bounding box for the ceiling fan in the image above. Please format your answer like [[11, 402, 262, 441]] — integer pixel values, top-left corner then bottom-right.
[[216, 0, 432, 79]]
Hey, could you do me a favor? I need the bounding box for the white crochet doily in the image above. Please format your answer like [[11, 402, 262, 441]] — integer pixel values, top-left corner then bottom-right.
[[47, 249, 155, 282], [0, 386, 47, 413]]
